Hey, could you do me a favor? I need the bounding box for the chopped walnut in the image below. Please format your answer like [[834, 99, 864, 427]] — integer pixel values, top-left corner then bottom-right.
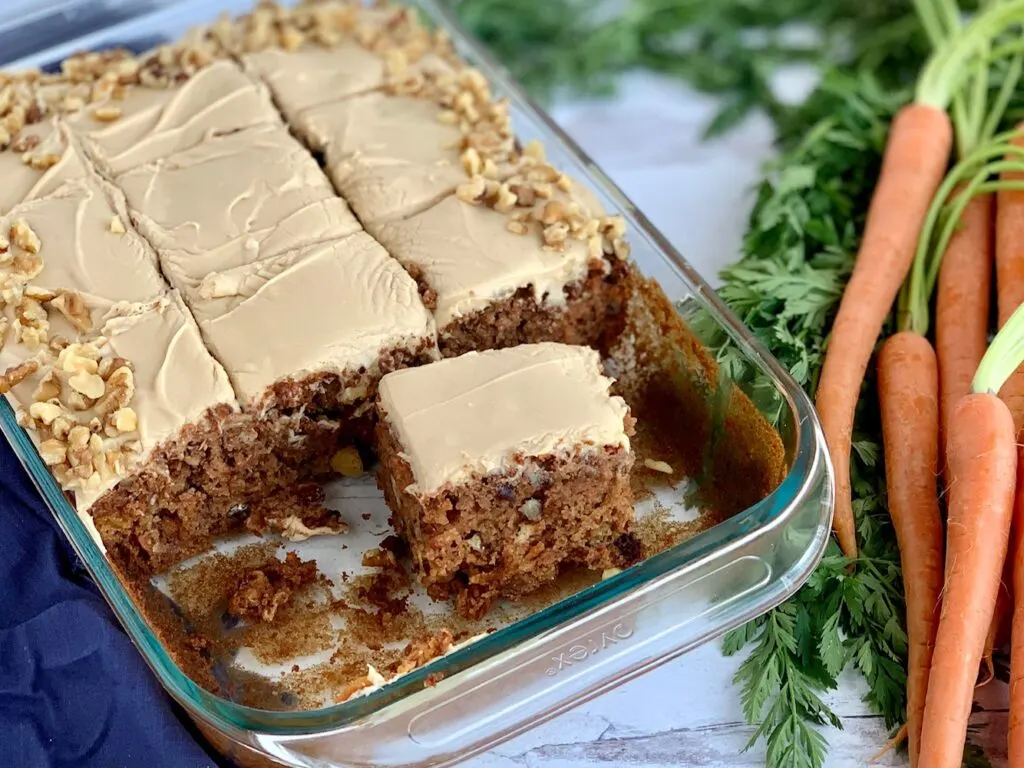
[[68, 370, 105, 399], [539, 200, 567, 225], [29, 400, 62, 426], [59, 342, 100, 373], [111, 407, 138, 433], [506, 219, 530, 236], [51, 415, 73, 441], [542, 221, 570, 249], [33, 369, 61, 402], [37, 438, 67, 466], [93, 366, 133, 416], [455, 174, 487, 205], [50, 291, 92, 333], [9, 218, 40, 254], [0, 359, 38, 394], [493, 183, 517, 213], [23, 286, 56, 302], [523, 140, 546, 162], [460, 147, 482, 176], [12, 133, 40, 154], [24, 151, 60, 171], [91, 105, 122, 122], [97, 356, 132, 379]]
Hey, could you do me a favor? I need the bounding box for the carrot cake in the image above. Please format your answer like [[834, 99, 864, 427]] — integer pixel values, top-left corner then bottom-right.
[[65, 59, 279, 176], [115, 123, 362, 289], [373, 194, 629, 356], [0, 0, 639, 591], [375, 342, 637, 618], [187, 231, 438, 432], [0, 122, 90, 215]]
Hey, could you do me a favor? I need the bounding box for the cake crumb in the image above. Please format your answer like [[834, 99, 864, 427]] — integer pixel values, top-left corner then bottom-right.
[[109, 215, 126, 234], [227, 552, 319, 624], [601, 567, 622, 580], [392, 629, 453, 675], [361, 547, 399, 570]]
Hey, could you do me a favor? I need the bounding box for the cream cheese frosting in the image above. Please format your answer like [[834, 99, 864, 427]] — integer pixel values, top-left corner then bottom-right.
[[67, 60, 280, 176], [373, 194, 596, 329], [70, 294, 239, 511], [242, 0, 453, 120], [4, 293, 238, 518], [244, 44, 390, 116], [189, 232, 437, 408], [1, 178, 165, 323], [377, 342, 631, 494], [298, 91, 465, 225], [116, 124, 361, 286], [0, 121, 88, 215]]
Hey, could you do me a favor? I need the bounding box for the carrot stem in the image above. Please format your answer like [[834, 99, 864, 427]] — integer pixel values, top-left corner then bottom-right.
[[974, 299, 1024, 394]]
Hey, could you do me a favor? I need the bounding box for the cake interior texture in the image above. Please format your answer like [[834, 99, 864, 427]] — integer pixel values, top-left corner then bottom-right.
[[0, 0, 765, 649], [375, 343, 637, 618]]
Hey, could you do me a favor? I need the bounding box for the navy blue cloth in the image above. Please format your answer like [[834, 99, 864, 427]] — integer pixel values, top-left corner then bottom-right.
[[0, 438, 223, 768]]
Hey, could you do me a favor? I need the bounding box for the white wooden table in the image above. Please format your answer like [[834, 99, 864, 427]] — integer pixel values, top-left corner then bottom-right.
[[467, 72, 1011, 768]]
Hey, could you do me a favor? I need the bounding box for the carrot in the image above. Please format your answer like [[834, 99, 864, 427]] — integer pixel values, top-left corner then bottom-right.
[[877, 331, 944, 768], [917, 393, 1017, 768], [996, 127, 1024, 435], [816, 103, 953, 559], [1009, 459, 1024, 764], [936, 192, 993, 467], [986, 128, 1024, 681], [997, 127, 1024, 331]]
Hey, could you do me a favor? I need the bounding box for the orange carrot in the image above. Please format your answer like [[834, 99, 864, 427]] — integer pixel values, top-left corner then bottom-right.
[[877, 331, 944, 768], [918, 393, 1017, 768], [816, 104, 953, 559], [1009, 458, 1024, 763], [997, 127, 1024, 331], [987, 133, 1024, 680], [936, 192, 993, 466]]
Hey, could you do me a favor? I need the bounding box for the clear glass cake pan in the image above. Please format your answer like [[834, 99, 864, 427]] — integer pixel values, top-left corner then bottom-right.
[[0, 1, 834, 766]]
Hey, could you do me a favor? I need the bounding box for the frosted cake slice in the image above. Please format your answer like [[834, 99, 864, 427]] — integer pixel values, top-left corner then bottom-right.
[[116, 124, 361, 288], [188, 232, 438, 437], [375, 343, 637, 618]]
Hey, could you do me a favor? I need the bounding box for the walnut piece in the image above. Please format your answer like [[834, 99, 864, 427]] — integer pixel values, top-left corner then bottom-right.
[[29, 400, 62, 426], [0, 359, 38, 394], [33, 370, 62, 405], [38, 439, 67, 466], [91, 105, 122, 122], [69, 370, 105, 399], [9, 218, 40, 254], [50, 291, 92, 333]]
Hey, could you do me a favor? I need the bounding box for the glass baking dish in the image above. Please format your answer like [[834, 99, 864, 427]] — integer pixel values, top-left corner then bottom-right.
[[0, 1, 834, 766]]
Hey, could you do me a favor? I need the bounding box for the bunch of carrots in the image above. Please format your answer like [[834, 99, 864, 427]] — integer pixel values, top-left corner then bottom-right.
[[814, 1, 1024, 765]]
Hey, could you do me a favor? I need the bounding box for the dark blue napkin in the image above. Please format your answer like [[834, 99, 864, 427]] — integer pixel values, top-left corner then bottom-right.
[[0, 438, 224, 768]]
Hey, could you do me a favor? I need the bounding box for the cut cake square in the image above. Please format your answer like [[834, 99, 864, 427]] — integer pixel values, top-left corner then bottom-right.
[[116, 123, 361, 289], [373, 193, 629, 357], [66, 60, 280, 176], [187, 232, 438, 437], [375, 342, 637, 618]]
